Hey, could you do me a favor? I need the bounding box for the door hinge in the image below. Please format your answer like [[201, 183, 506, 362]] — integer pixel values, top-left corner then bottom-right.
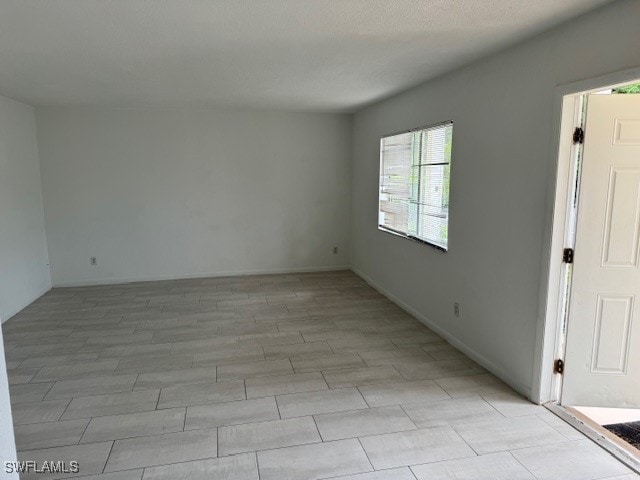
[[562, 248, 574, 264], [553, 359, 565, 375], [573, 127, 585, 144]]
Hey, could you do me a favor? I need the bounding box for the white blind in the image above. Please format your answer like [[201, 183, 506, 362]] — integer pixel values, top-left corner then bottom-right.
[[378, 122, 452, 250]]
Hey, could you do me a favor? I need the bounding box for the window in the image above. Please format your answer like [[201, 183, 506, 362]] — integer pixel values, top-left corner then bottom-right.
[[378, 122, 452, 250]]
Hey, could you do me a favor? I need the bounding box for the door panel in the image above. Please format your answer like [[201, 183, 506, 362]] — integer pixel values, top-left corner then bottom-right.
[[601, 166, 640, 267], [591, 294, 633, 374], [561, 94, 640, 407]]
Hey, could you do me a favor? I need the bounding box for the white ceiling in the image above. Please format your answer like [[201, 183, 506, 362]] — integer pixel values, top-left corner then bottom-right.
[[0, 0, 612, 112]]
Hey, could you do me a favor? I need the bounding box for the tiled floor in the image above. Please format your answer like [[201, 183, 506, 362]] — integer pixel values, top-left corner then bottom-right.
[[2, 270, 637, 480]]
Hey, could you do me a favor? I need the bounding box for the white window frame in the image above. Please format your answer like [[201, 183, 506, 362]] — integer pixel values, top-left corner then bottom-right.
[[378, 121, 453, 251]]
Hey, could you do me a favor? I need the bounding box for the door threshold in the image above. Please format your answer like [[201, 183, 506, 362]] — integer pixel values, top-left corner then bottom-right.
[[545, 402, 640, 474]]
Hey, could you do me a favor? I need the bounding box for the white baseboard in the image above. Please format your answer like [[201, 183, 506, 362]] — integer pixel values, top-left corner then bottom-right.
[[351, 266, 532, 400], [1, 285, 52, 324], [52, 265, 351, 288]]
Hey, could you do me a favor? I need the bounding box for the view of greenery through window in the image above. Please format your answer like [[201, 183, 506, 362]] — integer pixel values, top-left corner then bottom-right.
[[379, 123, 453, 250], [613, 83, 640, 94]]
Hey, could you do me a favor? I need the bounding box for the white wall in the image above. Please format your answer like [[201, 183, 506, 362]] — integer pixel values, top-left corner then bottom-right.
[[36, 108, 352, 286], [351, 0, 640, 397], [0, 95, 51, 323]]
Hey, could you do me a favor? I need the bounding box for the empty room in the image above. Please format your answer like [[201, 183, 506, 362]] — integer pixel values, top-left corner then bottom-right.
[[1, 1, 640, 479]]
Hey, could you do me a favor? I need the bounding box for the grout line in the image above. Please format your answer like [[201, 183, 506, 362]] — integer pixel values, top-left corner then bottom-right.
[[356, 437, 376, 472], [508, 450, 540, 478], [273, 394, 283, 420], [154, 389, 161, 410], [77, 416, 93, 445], [57, 397, 74, 421], [102, 440, 116, 473]]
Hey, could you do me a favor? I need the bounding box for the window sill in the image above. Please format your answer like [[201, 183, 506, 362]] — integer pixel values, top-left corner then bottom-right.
[[378, 226, 448, 252]]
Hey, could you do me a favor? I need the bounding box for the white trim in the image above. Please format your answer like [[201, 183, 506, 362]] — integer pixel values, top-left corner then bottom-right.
[[1, 285, 51, 324], [51, 265, 351, 288], [534, 66, 640, 404], [351, 266, 532, 399]]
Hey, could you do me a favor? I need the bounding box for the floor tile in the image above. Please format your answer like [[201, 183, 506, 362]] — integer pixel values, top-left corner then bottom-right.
[[536, 412, 586, 441], [81, 408, 185, 442], [359, 427, 475, 469], [263, 342, 333, 360], [315, 405, 416, 440], [394, 359, 479, 381], [45, 375, 137, 400], [105, 429, 217, 471], [8, 367, 40, 384], [327, 336, 396, 353], [511, 439, 632, 480], [113, 354, 193, 375], [9, 341, 87, 357], [358, 379, 450, 407], [277, 387, 368, 418], [62, 389, 159, 420], [482, 393, 546, 417], [9, 382, 54, 404], [99, 344, 172, 358], [357, 348, 434, 366], [322, 366, 404, 388], [237, 332, 303, 348], [218, 416, 320, 455], [157, 380, 245, 408], [596, 476, 640, 480], [32, 360, 119, 382], [434, 373, 513, 398], [142, 452, 259, 480], [134, 367, 216, 390], [301, 330, 361, 343], [84, 333, 153, 346], [217, 359, 292, 381], [14, 419, 89, 450], [291, 353, 365, 373], [402, 396, 503, 428], [185, 397, 279, 429], [66, 471, 144, 480], [20, 353, 101, 368], [193, 347, 264, 367], [169, 337, 239, 354], [422, 344, 470, 360], [245, 372, 327, 398], [257, 439, 373, 480], [12, 399, 70, 425], [411, 451, 535, 479], [454, 415, 567, 454], [390, 332, 445, 348], [323, 469, 415, 480], [18, 441, 113, 480], [69, 326, 136, 339]]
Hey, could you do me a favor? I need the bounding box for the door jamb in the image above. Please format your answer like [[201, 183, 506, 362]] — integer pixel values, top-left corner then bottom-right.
[[533, 66, 640, 405]]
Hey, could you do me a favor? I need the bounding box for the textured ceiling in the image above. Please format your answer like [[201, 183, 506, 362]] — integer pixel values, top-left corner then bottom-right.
[[0, 0, 613, 112]]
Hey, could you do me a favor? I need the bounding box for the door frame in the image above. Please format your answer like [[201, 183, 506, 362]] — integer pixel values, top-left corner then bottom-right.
[[534, 66, 640, 405]]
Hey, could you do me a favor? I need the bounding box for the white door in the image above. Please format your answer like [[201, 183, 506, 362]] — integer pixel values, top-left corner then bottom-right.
[[562, 94, 640, 407]]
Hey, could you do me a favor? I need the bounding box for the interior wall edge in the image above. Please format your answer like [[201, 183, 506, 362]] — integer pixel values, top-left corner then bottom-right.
[[0, 286, 52, 324], [0, 93, 52, 326]]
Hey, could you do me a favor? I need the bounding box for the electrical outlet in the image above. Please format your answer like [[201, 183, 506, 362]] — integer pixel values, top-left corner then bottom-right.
[[454, 302, 460, 317], [90, 256, 97, 266], [333, 246, 339, 254]]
